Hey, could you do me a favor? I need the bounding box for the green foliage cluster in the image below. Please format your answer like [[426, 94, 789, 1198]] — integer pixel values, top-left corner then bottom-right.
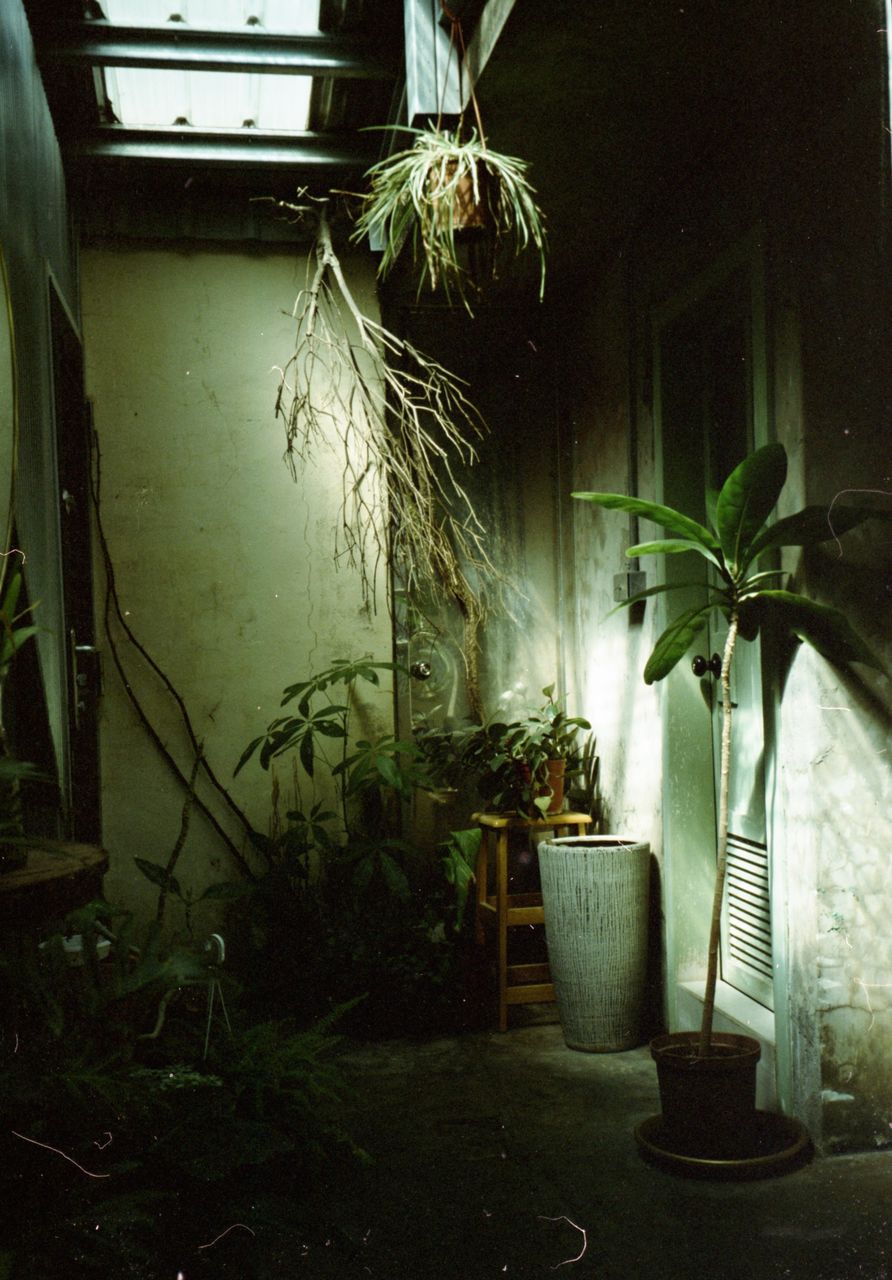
[[0, 567, 45, 856], [233, 658, 483, 1035], [573, 443, 886, 683], [0, 898, 361, 1276], [416, 684, 593, 818]]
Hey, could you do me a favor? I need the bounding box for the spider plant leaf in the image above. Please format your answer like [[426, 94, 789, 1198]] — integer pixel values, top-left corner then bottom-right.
[[643, 604, 712, 684], [715, 442, 786, 571]]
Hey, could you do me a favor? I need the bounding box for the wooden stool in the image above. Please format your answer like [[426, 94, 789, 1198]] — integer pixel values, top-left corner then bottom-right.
[[473, 811, 592, 1031]]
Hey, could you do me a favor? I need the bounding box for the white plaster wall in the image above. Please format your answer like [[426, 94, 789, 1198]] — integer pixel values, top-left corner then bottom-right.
[[562, 270, 663, 855], [81, 244, 392, 933]]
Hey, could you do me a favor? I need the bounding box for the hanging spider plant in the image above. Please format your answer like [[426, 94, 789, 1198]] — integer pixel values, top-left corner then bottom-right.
[[351, 123, 547, 312]]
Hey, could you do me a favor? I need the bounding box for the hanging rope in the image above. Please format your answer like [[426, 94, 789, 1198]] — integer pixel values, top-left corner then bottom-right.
[[439, 1, 487, 146]]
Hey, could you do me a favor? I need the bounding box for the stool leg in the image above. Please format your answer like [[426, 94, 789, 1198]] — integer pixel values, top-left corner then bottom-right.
[[474, 835, 488, 947], [497, 829, 509, 1032]]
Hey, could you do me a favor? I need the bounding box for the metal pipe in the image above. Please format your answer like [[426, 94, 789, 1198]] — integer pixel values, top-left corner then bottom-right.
[[70, 125, 377, 168], [39, 22, 397, 79]]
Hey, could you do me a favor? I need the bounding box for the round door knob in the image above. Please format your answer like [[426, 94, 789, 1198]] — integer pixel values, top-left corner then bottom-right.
[[692, 653, 722, 678]]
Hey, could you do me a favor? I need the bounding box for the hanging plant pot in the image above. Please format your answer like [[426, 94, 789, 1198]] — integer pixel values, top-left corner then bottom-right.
[[650, 1031, 761, 1159], [539, 759, 566, 814], [353, 126, 546, 313], [538, 836, 651, 1051], [428, 159, 496, 233]]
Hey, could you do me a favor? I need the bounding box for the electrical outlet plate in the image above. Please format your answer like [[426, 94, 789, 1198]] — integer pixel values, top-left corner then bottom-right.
[[613, 571, 647, 603]]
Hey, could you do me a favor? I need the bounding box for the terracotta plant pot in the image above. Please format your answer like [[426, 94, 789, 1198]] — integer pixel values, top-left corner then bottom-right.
[[651, 1030, 761, 1159], [541, 759, 566, 814], [429, 160, 495, 232]]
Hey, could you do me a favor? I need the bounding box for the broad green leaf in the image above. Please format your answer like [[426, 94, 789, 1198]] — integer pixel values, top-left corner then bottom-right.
[[299, 732, 315, 777], [134, 857, 180, 897], [313, 704, 349, 719], [738, 570, 787, 594], [572, 492, 718, 550], [626, 538, 721, 564], [379, 852, 410, 900], [748, 504, 892, 561], [643, 604, 711, 684], [280, 679, 311, 705], [1, 572, 22, 617], [199, 881, 251, 901], [314, 721, 345, 738], [758, 590, 885, 672], [606, 580, 722, 619], [234, 735, 264, 775], [715, 442, 786, 572], [374, 751, 403, 790], [705, 487, 719, 533], [8, 624, 38, 653]]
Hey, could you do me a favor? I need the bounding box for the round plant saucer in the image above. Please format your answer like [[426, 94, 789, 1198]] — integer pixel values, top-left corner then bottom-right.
[[635, 1111, 812, 1180]]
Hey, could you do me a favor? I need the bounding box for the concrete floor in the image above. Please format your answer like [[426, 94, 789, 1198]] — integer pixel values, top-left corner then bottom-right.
[[299, 1015, 892, 1279]]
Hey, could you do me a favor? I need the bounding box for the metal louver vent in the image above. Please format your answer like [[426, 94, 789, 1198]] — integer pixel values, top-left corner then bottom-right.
[[722, 832, 774, 1008]]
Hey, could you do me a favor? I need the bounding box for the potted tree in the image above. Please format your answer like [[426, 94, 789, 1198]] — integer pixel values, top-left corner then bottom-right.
[[573, 443, 886, 1158]]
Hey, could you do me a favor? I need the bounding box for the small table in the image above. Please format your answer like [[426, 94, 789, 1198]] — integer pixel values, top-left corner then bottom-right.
[[473, 811, 592, 1031], [0, 841, 108, 927]]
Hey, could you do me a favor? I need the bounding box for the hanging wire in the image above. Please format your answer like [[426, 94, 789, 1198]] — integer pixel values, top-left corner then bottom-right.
[[439, 1, 487, 145]]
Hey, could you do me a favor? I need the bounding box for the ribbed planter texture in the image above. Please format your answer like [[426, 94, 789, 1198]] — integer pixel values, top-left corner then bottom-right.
[[538, 836, 650, 1052]]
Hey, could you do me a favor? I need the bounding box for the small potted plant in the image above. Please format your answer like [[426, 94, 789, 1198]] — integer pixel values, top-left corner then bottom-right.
[[417, 686, 591, 819], [573, 442, 886, 1160]]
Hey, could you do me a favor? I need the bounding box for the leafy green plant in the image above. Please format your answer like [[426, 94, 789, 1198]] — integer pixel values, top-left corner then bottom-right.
[[353, 124, 547, 312], [233, 659, 486, 1033], [439, 826, 482, 928], [236, 657, 434, 897], [133, 856, 247, 936], [417, 685, 592, 817], [573, 442, 887, 1052], [0, 567, 44, 863]]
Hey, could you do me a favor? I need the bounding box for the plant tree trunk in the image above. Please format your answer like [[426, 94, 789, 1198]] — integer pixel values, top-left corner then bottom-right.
[[698, 606, 739, 1056]]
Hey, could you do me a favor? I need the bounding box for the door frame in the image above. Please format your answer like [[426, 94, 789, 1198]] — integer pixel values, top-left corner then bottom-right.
[[649, 226, 781, 1090], [47, 268, 103, 843]]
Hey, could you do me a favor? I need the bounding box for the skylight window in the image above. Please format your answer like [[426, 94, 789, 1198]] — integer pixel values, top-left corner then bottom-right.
[[100, 0, 320, 132]]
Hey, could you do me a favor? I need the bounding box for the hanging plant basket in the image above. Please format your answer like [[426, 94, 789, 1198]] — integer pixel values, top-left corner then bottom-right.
[[353, 125, 546, 311]]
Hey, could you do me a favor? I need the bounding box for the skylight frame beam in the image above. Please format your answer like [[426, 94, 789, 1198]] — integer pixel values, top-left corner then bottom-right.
[[70, 124, 379, 169], [39, 22, 397, 79]]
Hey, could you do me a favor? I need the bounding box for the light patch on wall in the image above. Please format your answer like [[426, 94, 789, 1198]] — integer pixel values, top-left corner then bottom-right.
[[100, 0, 319, 131]]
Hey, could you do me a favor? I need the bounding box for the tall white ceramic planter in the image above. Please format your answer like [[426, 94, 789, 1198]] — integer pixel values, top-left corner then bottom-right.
[[538, 835, 651, 1052]]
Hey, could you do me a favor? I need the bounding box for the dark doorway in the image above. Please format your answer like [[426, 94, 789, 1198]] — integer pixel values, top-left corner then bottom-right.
[[50, 281, 101, 842]]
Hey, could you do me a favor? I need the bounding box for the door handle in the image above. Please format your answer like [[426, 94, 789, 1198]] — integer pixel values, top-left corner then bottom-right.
[[69, 629, 101, 731], [692, 653, 722, 679]]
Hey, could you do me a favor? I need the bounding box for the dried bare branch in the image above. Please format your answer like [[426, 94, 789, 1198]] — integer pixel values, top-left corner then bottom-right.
[[272, 205, 496, 678]]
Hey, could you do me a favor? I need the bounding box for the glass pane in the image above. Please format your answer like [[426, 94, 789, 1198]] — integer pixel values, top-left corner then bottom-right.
[[102, 0, 319, 34]]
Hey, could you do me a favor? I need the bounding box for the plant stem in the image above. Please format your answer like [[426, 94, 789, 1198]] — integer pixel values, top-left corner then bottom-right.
[[698, 606, 738, 1056]]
